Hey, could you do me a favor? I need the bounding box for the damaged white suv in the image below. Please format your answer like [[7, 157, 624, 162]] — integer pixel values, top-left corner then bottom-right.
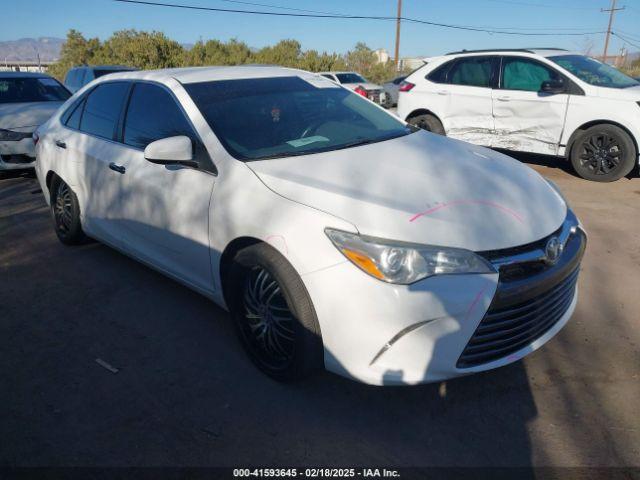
[[398, 48, 640, 182]]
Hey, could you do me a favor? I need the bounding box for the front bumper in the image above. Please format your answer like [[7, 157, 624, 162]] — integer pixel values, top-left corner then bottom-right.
[[0, 137, 35, 171], [302, 218, 586, 386]]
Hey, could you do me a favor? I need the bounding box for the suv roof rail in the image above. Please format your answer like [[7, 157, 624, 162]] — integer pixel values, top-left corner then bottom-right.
[[445, 48, 568, 55]]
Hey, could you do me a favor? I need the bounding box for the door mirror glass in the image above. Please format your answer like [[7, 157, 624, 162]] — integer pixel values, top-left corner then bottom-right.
[[144, 135, 197, 167], [541, 78, 565, 94]]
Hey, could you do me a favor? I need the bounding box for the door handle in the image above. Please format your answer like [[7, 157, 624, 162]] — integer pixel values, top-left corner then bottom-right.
[[496, 96, 510, 102], [55, 140, 66, 149], [109, 162, 126, 174]]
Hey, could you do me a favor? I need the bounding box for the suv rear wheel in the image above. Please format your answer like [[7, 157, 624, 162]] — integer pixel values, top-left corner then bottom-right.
[[570, 124, 636, 182], [407, 113, 445, 135]]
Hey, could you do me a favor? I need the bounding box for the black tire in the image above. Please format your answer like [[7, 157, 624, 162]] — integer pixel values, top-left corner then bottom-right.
[[408, 113, 445, 135], [50, 176, 86, 245], [226, 243, 324, 381], [570, 124, 636, 182]]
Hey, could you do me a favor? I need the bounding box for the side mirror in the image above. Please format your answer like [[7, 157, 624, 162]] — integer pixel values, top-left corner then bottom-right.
[[541, 79, 565, 94], [144, 135, 198, 168]]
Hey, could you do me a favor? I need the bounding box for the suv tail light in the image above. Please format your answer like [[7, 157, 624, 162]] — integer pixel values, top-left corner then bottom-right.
[[354, 85, 368, 97], [399, 81, 415, 92]]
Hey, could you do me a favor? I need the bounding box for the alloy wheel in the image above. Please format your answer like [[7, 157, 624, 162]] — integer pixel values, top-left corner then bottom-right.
[[578, 133, 623, 176], [54, 182, 73, 235], [241, 266, 295, 370]]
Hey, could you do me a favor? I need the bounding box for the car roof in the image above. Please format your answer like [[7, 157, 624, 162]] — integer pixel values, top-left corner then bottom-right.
[[317, 71, 360, 75], [71, 65, 136, 70], [93, 65, 317, 84], [0, 71, 52, 79], [445, 48, 575, 58]]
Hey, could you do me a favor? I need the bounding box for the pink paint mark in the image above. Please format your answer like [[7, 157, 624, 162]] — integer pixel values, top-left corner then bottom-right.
[[409, 199, 524, 224], [465, 284, 489, 322], [266, 234, 289, 255]]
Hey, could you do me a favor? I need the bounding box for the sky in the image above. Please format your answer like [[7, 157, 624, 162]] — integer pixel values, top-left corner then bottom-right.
[[4, 0, 640, 58]]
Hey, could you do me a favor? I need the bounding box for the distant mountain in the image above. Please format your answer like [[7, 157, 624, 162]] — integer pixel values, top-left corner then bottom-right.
[[0, 37, 64, 62]]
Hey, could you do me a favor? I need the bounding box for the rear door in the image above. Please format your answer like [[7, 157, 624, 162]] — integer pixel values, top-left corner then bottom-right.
[[492, 56, 570, 155], [114, 81, 216, 292], [60, 81, 131, 245], [430, 56, 498, 145]]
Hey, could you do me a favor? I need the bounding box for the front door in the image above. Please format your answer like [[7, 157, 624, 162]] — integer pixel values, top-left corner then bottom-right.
[[492, 56, 570, 156], [115, 82, 216, 293]]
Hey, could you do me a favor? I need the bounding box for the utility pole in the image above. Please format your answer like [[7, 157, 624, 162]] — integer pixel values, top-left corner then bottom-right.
[[601, 0, 625, 62], [394, 0, 402, 71]]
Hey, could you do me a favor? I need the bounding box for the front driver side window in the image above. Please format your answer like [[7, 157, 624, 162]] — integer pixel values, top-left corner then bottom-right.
[[502, 58, 559, 92], [123, 82, 195, 149]]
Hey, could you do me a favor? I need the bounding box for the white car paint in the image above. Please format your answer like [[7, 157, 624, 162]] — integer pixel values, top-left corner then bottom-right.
[[398, 49, 640, 162], [35, 66, 585, 385]]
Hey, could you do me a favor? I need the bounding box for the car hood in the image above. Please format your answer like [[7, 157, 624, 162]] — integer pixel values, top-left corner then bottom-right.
[[248, 131, 567, 251], [0, 101, 63, 130], [342, 82, 382, 91], [593, 84, 640, 101]]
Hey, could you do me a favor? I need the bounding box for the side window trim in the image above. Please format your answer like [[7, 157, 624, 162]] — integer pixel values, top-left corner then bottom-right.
[[121, 80, 217, 175]]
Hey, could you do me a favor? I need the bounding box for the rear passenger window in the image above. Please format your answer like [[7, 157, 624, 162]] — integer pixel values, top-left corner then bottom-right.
[[123, 82, 195, 149], [427, 60, 454, 83], [79, 82, 129, 140], [448, 57, 496, 88]]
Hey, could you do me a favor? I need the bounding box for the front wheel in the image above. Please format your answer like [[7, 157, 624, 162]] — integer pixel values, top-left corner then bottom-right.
[[226, 243, 324, 381], [570, 125, 636, 182]]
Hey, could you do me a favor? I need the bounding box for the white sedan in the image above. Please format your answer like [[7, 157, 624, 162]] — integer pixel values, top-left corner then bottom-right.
[[1, 72, 70, 171], [35, 66, 586, 385]]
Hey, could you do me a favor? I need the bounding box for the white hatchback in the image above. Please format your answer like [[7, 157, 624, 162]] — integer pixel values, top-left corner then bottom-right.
[[35, 66, 586, 385], [398, 49, 640, 182]]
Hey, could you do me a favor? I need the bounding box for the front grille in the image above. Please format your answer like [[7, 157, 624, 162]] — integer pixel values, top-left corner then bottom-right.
[[457, 267, 579, 368]]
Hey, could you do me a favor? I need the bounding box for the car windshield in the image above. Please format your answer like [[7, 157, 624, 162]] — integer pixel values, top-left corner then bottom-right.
[[0, 77, 71, 103], [336, 73, 367, 84], [549, 55, 639, 89], [184, 76, 413, 161]]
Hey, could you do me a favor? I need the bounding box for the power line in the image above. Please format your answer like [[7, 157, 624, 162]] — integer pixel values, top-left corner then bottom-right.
[[613, 31, 640, 50], [481, 0, 598, 10], [113, 0, 607, 36]]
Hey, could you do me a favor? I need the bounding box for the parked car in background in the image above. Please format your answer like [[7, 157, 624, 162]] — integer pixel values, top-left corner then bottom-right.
[[382, 75, 406, 107], [64, 65, 137, 93], [318, 71, 387, 105], [0, 72, 70, 171], [35, 66, 585, 385], [398, 48, 640, 182]]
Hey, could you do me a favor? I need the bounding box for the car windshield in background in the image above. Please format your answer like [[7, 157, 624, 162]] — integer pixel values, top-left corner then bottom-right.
[[93, 69, 133, 78], [549, 55, 639, 89], [336, 73, 367, 84], [184, 76, 413, 161], [0, 77, 71, 104]]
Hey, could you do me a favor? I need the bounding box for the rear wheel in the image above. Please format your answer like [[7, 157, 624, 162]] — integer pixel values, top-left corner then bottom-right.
[[51, 177, 86, 245], [226, 243, 324, 381], [570, 125, 636, 182], [407, 113, 445, 135]]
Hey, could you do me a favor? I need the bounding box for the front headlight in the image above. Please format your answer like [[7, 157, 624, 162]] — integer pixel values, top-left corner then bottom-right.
[[0, 129, 30, 141], [325, 228, 496, 284]]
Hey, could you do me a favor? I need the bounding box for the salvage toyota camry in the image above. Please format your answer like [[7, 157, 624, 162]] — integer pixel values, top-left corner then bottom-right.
[[35, 67, 586, 385]]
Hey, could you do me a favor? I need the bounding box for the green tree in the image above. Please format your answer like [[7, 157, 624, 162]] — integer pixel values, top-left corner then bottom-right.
[[254, 39, 302, 67], [48, 29, 100, 80], [96, 30, 184, 69]]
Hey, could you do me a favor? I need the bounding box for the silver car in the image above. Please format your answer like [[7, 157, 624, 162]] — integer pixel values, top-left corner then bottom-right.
[[318, 71, 387, 105], [0, 72, 70, 171]]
